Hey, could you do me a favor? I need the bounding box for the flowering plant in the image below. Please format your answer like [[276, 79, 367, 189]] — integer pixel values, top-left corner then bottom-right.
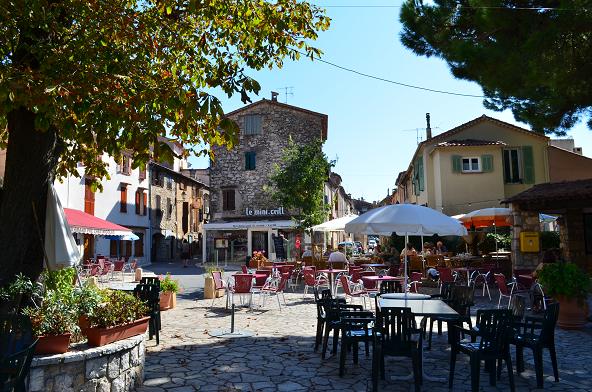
[[251, 250, 268, 268], [159, 273, 181, 293]]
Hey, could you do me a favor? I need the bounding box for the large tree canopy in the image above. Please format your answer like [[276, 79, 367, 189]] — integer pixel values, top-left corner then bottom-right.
[[0, 0, 329, 284], [269, 139, 334, 231], [400, 0, 592, 135]]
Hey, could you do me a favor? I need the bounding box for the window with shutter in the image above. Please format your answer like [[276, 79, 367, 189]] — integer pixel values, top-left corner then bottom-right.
[[134, 233, 144, 257], [451, 155, 462, 173], [84, 178, 95, 215], [503, 148, 523, 183], [155, 195, 162, 216], [244, 115, 262, 135], [143, 192, 147, 215], [522, 145, 535, 184], [120, 184, 127, 213], [110, 240, 118, 257], [481, 154, 494, 172], [138, 164, 146, 181], [167, 198, 172, 219], [416, 157, 424, 191], [245, 151, 256, 170], [135, 190, 141, 214], [222, 189, 235, 211], [461, 157, 481, 173]]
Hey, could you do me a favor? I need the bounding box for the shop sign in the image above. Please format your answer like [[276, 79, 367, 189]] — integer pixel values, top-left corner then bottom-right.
[[245, 207, 285, 216]]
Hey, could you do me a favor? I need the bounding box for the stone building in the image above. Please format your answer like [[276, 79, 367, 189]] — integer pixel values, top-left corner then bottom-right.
[[204, 95, 328, 263], [149, 161, 208, 262]]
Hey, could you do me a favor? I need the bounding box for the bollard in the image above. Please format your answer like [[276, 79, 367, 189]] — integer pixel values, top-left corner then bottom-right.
[[231, 304, 235, 333]]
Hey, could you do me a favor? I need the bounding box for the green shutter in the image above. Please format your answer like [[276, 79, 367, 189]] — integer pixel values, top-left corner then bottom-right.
[[244, 152, 249, 170], [482, 154, 493, 172], [250, 151, 256, 169], [452, 155, 461, 173], [416, 157, 424, 191], [522, 146, 535, 184]]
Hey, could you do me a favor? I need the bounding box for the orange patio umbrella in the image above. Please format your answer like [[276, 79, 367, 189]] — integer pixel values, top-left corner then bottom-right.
[[459, 208, 512, 229]]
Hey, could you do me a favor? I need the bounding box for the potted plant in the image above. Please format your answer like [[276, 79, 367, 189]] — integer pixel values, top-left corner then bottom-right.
[[23, 290, 79, 354], [537, 262, 591, 329], [74, 283, 104, 332], [84, 289, 149, 346], [159, 273, 180, 310]]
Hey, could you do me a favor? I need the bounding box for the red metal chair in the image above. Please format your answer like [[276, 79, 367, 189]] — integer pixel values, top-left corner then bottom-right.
[[409, 272, 423, 293], [495, 273, 516, 309], [112, 260, 125, 281], [437, 266, 456, 291], [261, 272, 290, 310], [228, 274, 254, 307], [359, 271, 377, 290], [303, 269, 329, 298], [339, 274, 369, 308], [241, 265, 249, 274], [210, 271, 227, 308]]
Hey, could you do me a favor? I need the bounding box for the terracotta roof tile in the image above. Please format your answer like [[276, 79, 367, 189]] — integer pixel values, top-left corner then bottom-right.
[[436, 139, 507, 147], [502, 178, 592, 204]]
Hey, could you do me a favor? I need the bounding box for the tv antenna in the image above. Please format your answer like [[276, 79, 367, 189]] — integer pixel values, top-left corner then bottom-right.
[[398, 126, 441, 145], [278, 86, 294, 103]]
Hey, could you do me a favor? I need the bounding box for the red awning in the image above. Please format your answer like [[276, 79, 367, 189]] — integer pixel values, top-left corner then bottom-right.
[[64, 208, 133, 236]]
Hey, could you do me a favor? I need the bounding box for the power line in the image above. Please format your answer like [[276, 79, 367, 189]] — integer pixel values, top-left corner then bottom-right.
[[321, 4, 583, 11], [291, 48, 485, 98]]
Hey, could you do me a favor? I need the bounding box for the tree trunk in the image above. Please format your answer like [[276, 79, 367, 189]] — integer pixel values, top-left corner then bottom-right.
[[0, 107, 58, 287]]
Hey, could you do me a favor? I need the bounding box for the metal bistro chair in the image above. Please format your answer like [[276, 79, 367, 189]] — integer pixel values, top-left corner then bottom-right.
[[140, 276, 162, 330], [339, 309, 376, 377], [428, 285, 474, 350], [494, 273, 516, 309], [134, 283, 160, 345]]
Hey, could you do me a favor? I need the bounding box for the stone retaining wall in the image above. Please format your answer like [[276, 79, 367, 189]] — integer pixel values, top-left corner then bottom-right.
[[27, 334, 145, 392]]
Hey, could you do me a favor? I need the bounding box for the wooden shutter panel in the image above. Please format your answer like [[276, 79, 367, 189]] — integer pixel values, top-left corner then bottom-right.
[[481, 154, 494, 172], [522, 146, 535, 184], [135, 191, 141, 214], [416, 157, 424, 191], [110, 240, 118, 257], [451, 155, 462, 173], [143, 192, 147, 215]]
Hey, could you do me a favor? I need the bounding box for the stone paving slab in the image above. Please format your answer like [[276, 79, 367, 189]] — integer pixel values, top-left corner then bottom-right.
[[141, 287, 592, 392]]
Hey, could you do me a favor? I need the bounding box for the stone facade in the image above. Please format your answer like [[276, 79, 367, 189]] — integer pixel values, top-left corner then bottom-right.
[[27, 335, 145, 392], [210, 98, 327, 222], [510, 203, 541, 269]]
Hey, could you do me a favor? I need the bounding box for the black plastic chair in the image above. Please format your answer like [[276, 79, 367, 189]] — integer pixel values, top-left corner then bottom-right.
[[313, 288, 342, 352], [510, 302, 560, 388], [140, 277, 162, 330], [449, 309, 515, 392], [428, 285, 473, 349], [338, 309, 375, 376], [372, 307, 422, 392], [0, 315, 37, 392], [320, 299, 362, 359], [134, 284, 160, 345]]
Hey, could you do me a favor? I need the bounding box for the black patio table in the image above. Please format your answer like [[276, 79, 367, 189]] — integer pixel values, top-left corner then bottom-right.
[[377, 296, 460, 382]]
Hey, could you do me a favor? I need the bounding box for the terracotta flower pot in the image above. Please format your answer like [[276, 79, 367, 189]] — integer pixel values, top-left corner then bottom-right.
[[160, 291, 176, 310], [557, 295, 589, 330], [78, 315, 91, 333], [35, 333, 71, 355], [85, 317, 150, 347]]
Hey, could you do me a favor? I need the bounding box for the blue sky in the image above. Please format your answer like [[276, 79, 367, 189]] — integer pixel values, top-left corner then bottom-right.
[[188, 0, 592, 203]]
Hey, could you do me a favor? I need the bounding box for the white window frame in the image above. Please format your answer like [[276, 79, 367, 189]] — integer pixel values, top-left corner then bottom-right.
[[461, 157, 481, 173]]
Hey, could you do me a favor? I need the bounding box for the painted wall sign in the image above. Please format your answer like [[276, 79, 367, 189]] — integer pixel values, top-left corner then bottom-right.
[[245, 207, 285, 216]]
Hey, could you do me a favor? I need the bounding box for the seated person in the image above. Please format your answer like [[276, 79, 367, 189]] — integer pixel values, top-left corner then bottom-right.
[[400, 243, 417, 259], [328, 246, 347, 263], [422, 242, 433, 256], [301, 246, 313, 258], [427, 267, 439, 281], [435, 241, 448, 255], [323, 246, 332, 257]]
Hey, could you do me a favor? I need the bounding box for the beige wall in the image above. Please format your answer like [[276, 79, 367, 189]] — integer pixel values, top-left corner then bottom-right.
[[433, 147, 506, 216], [548, 146, 592, 182], [405, 119, 549, 215]]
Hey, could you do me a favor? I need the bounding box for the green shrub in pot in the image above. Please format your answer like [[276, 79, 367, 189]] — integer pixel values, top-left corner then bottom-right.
[[87, 290, 149, 329], [537, 262, 591, 302], [23, 290, 79, 337], [159, 273, 180, 294]]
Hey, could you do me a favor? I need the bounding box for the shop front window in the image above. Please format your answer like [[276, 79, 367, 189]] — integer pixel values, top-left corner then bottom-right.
[[206, 230, 248, 264]]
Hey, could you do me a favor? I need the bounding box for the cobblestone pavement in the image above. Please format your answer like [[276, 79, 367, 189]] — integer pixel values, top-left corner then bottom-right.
[[139, 283, 592, 392]]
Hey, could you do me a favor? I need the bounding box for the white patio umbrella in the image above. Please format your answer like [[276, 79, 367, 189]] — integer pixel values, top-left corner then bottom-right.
[[44, 184, 81, 269], [311, 214, 358, 258], [345, 204, 467, 293]]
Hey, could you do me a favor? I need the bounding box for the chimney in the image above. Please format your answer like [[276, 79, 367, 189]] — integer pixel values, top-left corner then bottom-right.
[[271, 91, 279, 101], [426, 113, 432, 140]]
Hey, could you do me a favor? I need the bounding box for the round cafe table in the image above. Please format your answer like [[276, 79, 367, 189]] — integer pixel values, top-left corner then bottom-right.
[[361, 263, 387, 270], [317, 269, 347, 296], [361, 275, 403, 290]]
